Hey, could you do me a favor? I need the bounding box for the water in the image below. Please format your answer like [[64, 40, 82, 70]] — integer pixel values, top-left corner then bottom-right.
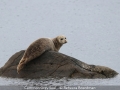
[[0, 0, 120, 88], [0, 75, 120, 86]]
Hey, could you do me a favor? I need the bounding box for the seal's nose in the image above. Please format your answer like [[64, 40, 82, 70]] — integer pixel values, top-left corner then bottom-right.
[[65, 40, 67, 43]]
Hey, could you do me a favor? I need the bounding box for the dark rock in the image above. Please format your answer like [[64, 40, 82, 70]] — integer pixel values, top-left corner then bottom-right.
[[0, 50, 118, 79]]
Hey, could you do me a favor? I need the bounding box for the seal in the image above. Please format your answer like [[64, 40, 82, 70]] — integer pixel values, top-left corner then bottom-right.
[[17, 35, 67, 73]]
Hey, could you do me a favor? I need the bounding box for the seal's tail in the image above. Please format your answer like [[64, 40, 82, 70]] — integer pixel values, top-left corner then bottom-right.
[[17, 59, 26, 74]]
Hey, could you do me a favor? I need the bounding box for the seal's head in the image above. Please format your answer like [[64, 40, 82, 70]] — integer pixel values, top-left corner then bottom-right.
[[52, 35, 67, 51], [57, 35, 67, 44]]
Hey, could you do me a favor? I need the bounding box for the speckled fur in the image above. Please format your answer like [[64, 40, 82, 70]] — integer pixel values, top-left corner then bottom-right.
[[17, 35, 67, 73]]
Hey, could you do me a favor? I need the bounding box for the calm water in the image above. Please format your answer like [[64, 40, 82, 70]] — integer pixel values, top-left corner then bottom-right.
[[0, 0, 120, 88]]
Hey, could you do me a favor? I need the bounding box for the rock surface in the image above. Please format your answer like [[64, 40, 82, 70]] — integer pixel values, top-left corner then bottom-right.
[[0, 50, 118, 79]]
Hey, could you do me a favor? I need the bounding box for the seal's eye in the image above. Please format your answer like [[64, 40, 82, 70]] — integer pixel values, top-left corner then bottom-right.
[[61, 38, 63, 40], [65, 37, 66, 39]]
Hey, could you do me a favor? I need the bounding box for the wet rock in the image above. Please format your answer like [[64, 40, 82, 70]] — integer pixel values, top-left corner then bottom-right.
[[0, 50, 118, 79]]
